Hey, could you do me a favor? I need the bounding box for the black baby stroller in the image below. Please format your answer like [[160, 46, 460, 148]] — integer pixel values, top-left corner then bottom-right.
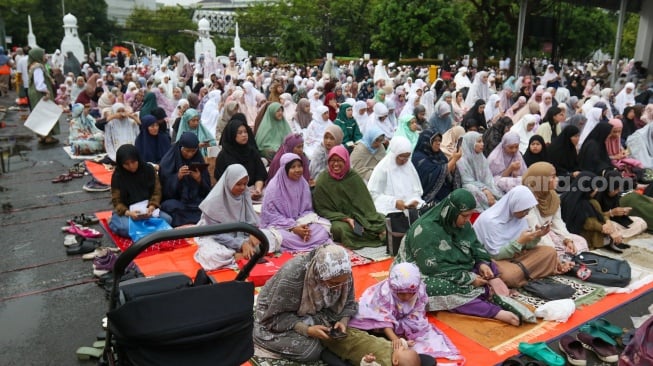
[[101, 223, 269, 366]]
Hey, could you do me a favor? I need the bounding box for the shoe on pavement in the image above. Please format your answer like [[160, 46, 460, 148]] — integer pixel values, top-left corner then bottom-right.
[[83, 178, 110, 192]]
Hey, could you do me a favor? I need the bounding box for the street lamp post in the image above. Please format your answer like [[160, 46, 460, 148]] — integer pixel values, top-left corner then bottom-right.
[[86, 33, 91, 51]]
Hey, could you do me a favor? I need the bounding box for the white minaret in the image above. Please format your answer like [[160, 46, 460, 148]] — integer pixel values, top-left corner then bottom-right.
[[194, 17, 216, 62], [233, 22, 248, 62], [60, 13, 85, 62], [27, 15, 39, 48]]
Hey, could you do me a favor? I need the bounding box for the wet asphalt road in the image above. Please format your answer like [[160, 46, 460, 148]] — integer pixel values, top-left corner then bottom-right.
[[0, 90, 111, 366]]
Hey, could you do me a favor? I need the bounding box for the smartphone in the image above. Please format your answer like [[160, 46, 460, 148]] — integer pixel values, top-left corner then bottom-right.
[[352, 220, 364, 237], [329, 327, 347, 340], [541, 221, 551, 229], [456, 137, 463, 152], [189, 162, 209, 171]]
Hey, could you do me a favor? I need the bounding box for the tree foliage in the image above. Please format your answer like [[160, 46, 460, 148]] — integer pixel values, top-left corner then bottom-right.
[[2, 0, 114, 53], [124, 6, 196, 57], [1, 0, 644, 67], [370, 0, 469, 59]]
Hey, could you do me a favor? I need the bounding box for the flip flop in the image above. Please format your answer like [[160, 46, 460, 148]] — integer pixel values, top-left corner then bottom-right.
[[585, 318, 624, 338], [518, 342, 565, 366], [76, 346, 103, 360], [578, 324, 616, 345], [63, 234, 78, 247], [52, 173, 73, 183]]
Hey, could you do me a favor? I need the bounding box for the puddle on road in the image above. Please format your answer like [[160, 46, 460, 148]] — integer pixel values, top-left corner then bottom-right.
[[0, 270, 43, 344], [0, 294, 44, 344]]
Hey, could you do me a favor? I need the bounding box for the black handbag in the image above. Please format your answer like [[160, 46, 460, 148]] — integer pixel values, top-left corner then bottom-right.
[[565, 251, 631, 287], [385, 208, 419, 256], [522, 278, 576, 300]]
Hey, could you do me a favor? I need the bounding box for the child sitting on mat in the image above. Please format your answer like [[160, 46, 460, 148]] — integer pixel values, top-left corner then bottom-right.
[[349, 263, 461, 360]]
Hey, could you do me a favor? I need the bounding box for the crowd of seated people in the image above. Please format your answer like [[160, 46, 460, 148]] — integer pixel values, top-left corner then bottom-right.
[[38, 55, 653, 365]]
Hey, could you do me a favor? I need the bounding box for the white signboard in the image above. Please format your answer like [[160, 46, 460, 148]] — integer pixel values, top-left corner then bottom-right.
[[24, 100, 63, 136]]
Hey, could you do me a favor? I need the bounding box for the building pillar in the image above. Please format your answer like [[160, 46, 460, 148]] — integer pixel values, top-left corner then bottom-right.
[[634, 0, 653, 73]]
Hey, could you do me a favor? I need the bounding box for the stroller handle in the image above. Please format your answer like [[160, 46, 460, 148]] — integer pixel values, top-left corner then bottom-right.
[[110, 223, 269, 302]]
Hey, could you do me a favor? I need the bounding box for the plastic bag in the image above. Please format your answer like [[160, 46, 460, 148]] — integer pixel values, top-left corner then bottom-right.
[[534, 299, 576, 322], [128, 217, 172, 242]]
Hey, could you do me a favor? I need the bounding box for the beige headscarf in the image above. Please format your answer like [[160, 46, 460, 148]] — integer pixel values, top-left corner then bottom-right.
[[298, 244, 352, 316], [440, 126, 466, 159], [522, 161, 560, 217]]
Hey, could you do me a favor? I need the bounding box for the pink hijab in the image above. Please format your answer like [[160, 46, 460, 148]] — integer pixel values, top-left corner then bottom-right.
[[606, 118, 643, 170], [327, 145, 350, 180]]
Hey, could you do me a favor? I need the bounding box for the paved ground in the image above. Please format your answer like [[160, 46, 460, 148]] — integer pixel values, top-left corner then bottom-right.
[[0, 90, 111, 366], [0, 88, 650, 366]]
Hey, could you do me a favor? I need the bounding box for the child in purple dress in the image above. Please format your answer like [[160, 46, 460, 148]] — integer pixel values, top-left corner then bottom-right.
[[349, 263, 461, 360]]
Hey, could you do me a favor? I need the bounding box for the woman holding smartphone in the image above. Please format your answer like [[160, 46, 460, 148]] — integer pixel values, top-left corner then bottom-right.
[[158, 132, 211, 227], [522, 162, 589, 257]]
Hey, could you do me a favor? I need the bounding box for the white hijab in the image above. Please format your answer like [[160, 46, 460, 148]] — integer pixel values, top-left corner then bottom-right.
[[626, 123, 653, 169], [614, 82, 636, 115], [465, 71, 490, 108], [578, 107, 603, 148], [200, 90, 221, 139], [510, 114, 538, 154], [484, 94, 501, 123], [199, 164, 257, 225], [367, 136, 423, 215], [353, 100, 370, 134], [372, 102, 394, 139], [473, 186, 537, 255]]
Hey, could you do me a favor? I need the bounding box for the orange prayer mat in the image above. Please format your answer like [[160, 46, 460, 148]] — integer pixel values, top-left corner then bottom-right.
[[85, 161, 113, 185], [96, 221, 653, 366]]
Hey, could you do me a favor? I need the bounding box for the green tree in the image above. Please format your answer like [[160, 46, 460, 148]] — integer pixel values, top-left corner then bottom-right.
[[235, 2, 281, 57], [548, 3, 614, 61], [2, 0, 114, 53], [620, 13, 639, 59], [123, 6, 196, 57], [370, 0, 469, 60], [459, 0, 518, 67]]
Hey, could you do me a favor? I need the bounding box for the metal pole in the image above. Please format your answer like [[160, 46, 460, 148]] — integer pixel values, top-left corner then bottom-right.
[[62, 0, 65, 17], [515, 0, 528, 77], [612, 0, 628, 87]]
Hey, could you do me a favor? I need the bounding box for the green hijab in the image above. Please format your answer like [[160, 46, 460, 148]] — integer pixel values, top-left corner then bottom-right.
[[254, 102, 292, 153], [428, 189, 477, 235], [374, 89, 386, 103], [392, 114, 419, 151], [28, 47, 45, 66], [335, 103, 354, 125]]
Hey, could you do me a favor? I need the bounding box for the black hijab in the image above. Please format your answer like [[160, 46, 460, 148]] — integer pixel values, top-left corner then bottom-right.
[[411, 129, 450, 203], [596, 170, 635, 227], [482, 116, 512, 156], [523, 135, 548, 167], [548, 125, 580, 177], [111, 144, 156, 206], [560, 171, 605, 234], [542, 106, 563, 139], [621, 106, 637, 144], [135, 115, 172, 164], [159, 132, 210, 202], [215, 115, 268, 185], [463, 99, 487, 131], [578, 122, 614, 175]]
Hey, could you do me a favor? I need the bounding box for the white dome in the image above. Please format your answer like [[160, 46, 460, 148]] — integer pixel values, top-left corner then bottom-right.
[[198, 18, 210, 31], [63, 13, 77, 27]]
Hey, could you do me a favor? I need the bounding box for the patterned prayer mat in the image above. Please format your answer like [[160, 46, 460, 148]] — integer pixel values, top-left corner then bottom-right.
[[249, 357, 326, 366], [514, 275, 606, 308], [353, 245, 393, 262], [98, 217, 191, 258]]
